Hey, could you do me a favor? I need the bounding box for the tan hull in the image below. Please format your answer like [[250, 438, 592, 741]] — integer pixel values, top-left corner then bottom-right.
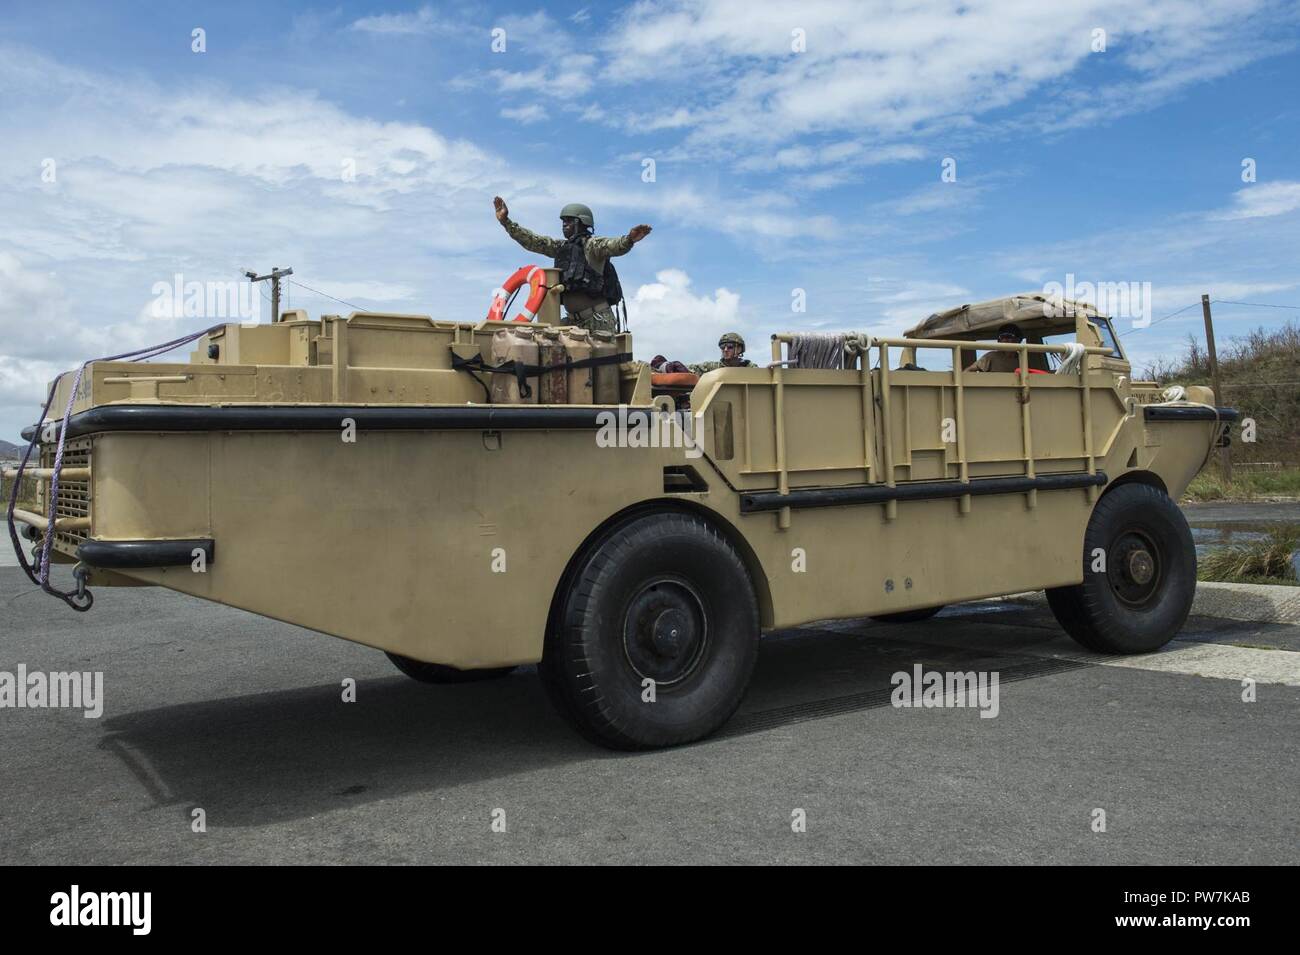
[[16, 312, 1231, 669]]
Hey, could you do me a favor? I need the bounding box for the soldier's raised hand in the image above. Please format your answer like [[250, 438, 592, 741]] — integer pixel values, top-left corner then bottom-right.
[[628, 224, 652, 243], [493, 196, 509, 224]]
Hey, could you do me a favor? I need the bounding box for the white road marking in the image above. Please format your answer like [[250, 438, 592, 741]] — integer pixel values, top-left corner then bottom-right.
[[1094, 641, 1300, 687]]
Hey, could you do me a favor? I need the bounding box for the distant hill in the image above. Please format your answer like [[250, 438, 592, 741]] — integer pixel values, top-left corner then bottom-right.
[[0, 438, 23, 460]]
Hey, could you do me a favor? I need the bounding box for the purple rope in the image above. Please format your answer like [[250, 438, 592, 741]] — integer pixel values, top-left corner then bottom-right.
[[7, 324, 226, 608]]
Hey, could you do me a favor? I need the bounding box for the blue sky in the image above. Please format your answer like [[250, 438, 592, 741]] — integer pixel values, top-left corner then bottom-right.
[[2, 0, 1299, 439]]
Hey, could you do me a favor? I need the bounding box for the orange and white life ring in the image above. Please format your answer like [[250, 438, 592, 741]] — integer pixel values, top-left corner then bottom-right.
[[486, 265, 548, 322]]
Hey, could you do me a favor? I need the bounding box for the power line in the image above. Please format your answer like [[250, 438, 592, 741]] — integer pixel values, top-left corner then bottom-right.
[[1128, 298, 1300, 336], [1212, 300, 1300, 310], [1127, 301, 1201, 334], [287, 279, 363, 312]]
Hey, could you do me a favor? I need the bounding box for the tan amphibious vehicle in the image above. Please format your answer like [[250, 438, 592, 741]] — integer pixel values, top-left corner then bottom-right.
[[7, 283, 1236, 749]]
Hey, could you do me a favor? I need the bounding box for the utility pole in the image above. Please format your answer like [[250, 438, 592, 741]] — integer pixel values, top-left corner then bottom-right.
[[245, 267, 293, 323], [1201, 294, 1232, 480]]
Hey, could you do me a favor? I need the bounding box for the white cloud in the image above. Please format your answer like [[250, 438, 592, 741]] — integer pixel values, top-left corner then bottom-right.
[[490, 55, 597, 99], [757, 141, 923, 170], [627, 269, 742, 362], [500, 105, 548, 125], [1210, 181, 1300, 221], [861, 277, 971, 328], [870, 179, 992, 219], [736, 141, 926, 189], [596, 0, 1292, 158], [350, 6, 453, 36]]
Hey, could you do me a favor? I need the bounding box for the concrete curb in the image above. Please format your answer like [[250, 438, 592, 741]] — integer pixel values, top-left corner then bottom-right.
[[1001, 581, 1300, 626], [1186, 581, 1300, 625]]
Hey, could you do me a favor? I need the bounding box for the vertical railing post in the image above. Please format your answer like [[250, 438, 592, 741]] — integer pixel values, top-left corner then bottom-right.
[[1080, 357, 1097, 501], [771, 338, 790, 529], [860, 343, 875, 483], [878, 342, 896, 521], [1019, 344, 1036, 509], [331, 316, 349, 403], [952, 345, 970, 514]]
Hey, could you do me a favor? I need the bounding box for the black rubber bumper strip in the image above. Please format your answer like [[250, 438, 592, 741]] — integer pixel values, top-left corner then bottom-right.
[[1143, 405, 1239, 422], [24, 404, 614, 441], [740, 471, 1109, 514], [77, 539, 215, 569]]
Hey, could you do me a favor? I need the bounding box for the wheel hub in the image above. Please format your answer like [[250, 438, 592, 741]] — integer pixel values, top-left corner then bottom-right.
[[1108, 530, 1163, 608], [650, 608, 689, 657], [1125, 549, 1155, 586], [623, 578, 708, 686]]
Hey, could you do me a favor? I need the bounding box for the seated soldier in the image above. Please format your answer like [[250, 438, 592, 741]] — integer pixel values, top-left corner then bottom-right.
[[965, 323, 1023, 373], [690, 332, 755, 374]]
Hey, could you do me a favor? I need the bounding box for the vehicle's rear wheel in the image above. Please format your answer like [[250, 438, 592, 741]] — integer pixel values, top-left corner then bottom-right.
[[385, 652, 516, 684], [540, 512, 760, 750], [871, 605, 945, 623], [1046, 483, 1196, 654]]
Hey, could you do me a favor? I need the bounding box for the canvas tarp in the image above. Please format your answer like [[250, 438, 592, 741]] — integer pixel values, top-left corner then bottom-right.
[[904, 293, 1104, 340]]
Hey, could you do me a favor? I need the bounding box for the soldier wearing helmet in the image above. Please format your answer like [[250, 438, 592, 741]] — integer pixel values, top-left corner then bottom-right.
[[493, 196, 652, 333], [689, 332, 755, 374], [965, 323, 1023, 373]]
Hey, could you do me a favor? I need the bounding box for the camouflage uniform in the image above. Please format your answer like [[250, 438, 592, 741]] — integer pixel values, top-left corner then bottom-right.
[[689, 358, 753, 375], [501, 218, 632, 333]]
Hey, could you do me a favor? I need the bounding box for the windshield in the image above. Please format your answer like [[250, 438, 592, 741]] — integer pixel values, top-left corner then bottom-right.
[[1039, 319, 1124, 369], [1094, 318, 1125, 359]]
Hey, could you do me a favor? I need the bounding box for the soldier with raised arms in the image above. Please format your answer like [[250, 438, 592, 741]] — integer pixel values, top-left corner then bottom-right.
[[493, 196, 651, 333]]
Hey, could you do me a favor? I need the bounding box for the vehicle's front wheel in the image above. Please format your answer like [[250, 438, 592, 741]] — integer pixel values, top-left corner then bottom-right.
[[385, 653, 516, 684], [1046, 483, 1196, 654], [540, 512, 760, 750]]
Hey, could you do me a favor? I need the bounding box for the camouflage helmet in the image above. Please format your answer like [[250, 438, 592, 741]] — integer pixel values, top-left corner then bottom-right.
[[718, 332, 746, 351], [560, 202, 594, 228]]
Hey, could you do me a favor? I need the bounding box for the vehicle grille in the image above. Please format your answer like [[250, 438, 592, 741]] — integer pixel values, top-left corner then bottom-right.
[[39, 439, 91, 548]]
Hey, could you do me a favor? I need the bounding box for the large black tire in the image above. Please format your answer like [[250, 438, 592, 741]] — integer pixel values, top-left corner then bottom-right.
[[385, 652, 516, 684], [871, 605, 945, 623], [540, 512, 760, 750], [1046, 483, 1196, 654]]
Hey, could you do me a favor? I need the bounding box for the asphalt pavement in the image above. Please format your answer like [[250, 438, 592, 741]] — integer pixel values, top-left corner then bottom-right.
[[1, 561, 1295, 865]]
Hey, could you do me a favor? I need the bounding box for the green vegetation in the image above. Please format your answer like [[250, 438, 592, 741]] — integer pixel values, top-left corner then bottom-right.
[[1197, 526, 1299, 586], [1185, 466, 1300, 502], [1143, 320, 1300, 467], [1, 473, 38, 511]]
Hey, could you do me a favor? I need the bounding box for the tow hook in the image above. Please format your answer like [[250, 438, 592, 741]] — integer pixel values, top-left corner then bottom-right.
[[69, 563, 94, 612]]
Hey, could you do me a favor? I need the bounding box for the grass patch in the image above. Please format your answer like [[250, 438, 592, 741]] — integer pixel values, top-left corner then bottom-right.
[[1198, 525, 1300, 585], [1, 473, 39, 511], [1143, 320, 1300, 467], [1185, 466, 1300, 502]]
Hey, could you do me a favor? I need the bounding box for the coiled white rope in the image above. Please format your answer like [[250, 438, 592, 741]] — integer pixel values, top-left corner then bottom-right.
[[1055, 342, 1087, 376]]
